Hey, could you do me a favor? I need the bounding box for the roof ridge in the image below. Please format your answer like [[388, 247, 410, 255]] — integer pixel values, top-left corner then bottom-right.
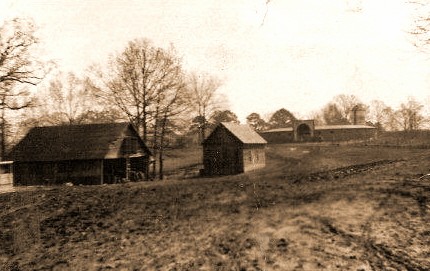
[[32, 122, 129, 129], [219, 122, 267, 144]]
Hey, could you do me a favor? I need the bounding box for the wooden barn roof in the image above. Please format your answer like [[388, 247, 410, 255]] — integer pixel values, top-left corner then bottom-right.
[[206, 122, 267, 145], [9, 122, 151, 162]]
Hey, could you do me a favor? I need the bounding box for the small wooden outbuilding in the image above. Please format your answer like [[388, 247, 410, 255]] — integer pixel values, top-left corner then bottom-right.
[[9, 122, 151, 185], [202, 122, 267, 176]]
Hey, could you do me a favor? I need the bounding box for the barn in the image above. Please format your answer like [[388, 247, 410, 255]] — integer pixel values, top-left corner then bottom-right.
[[259, 105, 377, 143], [202, 122, 267, 176], [9, 122, 152, 186], [259, 124, 377, 143]]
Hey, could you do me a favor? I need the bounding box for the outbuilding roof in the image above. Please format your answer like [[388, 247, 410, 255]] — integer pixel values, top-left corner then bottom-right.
[[9, 122, 151, 162], [206, 122, 267, 145]]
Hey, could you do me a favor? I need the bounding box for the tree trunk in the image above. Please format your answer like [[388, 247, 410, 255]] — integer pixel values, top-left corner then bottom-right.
[[158, 113, 168, 180], [158, 146, 164, 180], [0, 105, 6, 161], [151, 133, 158, 180], [151, 104, 160, 179], [202, 119, 206, 141]]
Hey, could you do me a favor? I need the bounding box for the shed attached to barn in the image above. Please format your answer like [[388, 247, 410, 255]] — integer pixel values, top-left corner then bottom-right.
[[202, 122, 267, 176], [9, 122, 151, 186]]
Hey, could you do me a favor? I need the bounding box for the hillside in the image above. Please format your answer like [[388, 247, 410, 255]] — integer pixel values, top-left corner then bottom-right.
[[1, 145, 430, 270]]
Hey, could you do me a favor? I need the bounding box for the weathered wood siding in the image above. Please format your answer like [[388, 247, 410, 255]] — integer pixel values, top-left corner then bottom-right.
[[315, 128, 376, 142], [14, 160, 102, 186], [243, 145, 266, 172], [203, 145, 241, 175], [203, 126, 242, 175]]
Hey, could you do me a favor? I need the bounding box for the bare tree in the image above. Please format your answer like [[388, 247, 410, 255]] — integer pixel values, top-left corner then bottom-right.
[[379, 106, 402, 131], [317, 94, 362, 125], [322, 103, 350, 125], [30, 73, 123, 126], [187, 72, 225, 142], [154, 79, 189, 180], [91, 39, 187, 180], [397, 97, 424, 131], [90, 39, 168, 141], [367, 100, 391, 130], [147, 48, 188, 180], [43, 72, 93, 124], [0, 18, 47, 158], [332, 94, 361, 123], [307, 110, 325, 126]]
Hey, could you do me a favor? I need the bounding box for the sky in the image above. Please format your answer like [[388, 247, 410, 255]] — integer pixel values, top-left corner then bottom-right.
[[0, 0, 429, 122]]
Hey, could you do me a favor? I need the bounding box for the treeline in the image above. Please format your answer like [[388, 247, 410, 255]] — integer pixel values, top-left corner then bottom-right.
[[245, 94, 429, 133]]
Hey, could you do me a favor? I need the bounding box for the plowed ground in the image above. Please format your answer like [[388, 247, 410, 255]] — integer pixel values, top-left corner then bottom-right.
[[1, 145, 430, 270]]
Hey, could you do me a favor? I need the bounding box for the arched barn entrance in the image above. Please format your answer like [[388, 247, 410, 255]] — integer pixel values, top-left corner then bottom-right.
[[297, 124, 312, 141], [293, 120, 315, 142]]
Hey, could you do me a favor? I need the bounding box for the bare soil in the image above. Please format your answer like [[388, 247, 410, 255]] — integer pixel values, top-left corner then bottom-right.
[[1, 145, 430, 270]]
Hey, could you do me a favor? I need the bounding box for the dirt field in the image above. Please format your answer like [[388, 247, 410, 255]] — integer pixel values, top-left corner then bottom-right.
[[1, 144, 430, 270]]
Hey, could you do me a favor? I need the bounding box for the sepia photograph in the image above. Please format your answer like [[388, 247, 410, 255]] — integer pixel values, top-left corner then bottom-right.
[[1, 0, 430, 270]]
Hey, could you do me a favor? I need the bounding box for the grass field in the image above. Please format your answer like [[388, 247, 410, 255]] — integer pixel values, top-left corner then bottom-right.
[[1, 144, 430, 270]]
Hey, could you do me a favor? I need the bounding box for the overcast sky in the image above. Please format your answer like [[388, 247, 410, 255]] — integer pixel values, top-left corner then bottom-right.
[[1, 0, 429, 121]]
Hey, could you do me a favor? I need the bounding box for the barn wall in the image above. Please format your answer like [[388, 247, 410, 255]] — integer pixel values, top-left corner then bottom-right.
[[105, 126, 150, 159], [203, 126, 243, 176], [315, 128, 376, 142], [14, 160, 102, 186], [242, 145, 266, 172], [203, 144, 241, 175]]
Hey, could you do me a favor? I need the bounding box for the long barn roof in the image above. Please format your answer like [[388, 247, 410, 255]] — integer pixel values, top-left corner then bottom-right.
[[260, 124, 376, 133], [9, 122, 150, 162]]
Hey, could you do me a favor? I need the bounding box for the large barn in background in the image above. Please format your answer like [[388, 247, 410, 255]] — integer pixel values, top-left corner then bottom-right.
[[9, 123, 151, 186], [202, 122, 267, 176], [260, 104, 377, 143]]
